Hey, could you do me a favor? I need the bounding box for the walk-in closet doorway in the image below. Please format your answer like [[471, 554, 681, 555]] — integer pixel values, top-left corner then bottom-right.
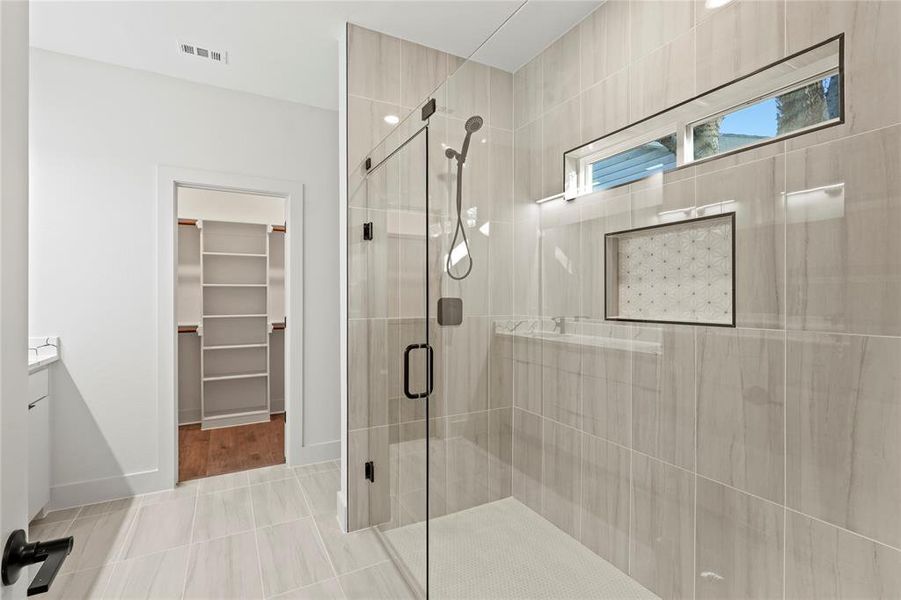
[[158, 168, 304, 487]]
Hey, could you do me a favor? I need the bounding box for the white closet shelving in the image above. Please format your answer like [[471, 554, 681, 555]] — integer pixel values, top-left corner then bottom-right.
[[177, 219, 286, 430]]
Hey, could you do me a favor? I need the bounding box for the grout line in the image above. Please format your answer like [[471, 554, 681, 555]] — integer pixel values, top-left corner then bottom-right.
[[782, 141, 789, 600], [297, 476, 350, 599], [246, 474, 268, 598], [180, 492, 198, 600], [692, 324, 699, 600]]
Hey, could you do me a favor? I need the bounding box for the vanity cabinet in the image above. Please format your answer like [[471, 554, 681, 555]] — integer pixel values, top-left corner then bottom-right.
[[28, 368, 51, 520]]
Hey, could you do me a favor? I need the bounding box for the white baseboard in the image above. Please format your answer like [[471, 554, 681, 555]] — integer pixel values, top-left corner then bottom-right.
[[337, 489, 348, 532], [50, 468, 166, 511], [293, 439, 340, 466]]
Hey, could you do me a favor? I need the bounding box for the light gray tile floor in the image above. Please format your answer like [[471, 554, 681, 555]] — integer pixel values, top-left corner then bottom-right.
[[30, 461, 655, 599], [27, 459, 395, 599]]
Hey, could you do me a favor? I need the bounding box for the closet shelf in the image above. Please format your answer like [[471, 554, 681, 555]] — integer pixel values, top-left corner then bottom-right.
[[202, 283, 267, 288], [203, 372, 268, 382], [203, 252, 267, 258], [202, 314, 268, 319], [204, 343, 267, 350]]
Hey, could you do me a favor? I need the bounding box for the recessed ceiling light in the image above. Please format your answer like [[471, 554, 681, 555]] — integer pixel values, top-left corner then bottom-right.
[[704, 0, 735, 8], [384, 115, 400, 125]]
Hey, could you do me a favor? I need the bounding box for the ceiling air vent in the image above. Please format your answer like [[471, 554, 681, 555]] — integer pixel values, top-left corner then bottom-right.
[[178, 42, 227, 64]]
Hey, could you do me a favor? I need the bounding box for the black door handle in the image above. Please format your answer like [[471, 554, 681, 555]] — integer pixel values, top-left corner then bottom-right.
[[2, 529, 74, 596], [403, 343, 434, 399]]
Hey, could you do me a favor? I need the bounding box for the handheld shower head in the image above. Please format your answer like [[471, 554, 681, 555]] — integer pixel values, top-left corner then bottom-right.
[[444, 115, 483, 282]]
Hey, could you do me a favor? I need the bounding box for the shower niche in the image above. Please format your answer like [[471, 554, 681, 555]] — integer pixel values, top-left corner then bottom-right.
[[605, 213, 735, 326]]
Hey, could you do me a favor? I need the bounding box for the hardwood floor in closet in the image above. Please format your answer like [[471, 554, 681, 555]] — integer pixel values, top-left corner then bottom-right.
[[178, 413, 285, 481]]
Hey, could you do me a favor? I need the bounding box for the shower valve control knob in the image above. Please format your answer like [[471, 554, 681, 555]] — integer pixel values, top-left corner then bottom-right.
[[2, 529, 74, 596]]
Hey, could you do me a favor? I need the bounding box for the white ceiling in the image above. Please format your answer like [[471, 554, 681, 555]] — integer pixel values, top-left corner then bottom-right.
[[30, 1, 601, 111]]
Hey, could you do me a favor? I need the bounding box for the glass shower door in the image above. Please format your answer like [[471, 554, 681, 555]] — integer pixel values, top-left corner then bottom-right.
[[359, 124, 438, 598]]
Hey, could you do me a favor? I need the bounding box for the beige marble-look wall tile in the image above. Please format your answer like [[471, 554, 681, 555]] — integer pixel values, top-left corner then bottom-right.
[[540, 97, 581, 198], [632, 325, 696, 471], [489, 67, 514, 131], [785, 0, 901, 149], [389, 211, 431, 320], [580, 433, 629, 571], [540, 198, 581, 317], [514, 120, 542, 208], [489, 126, 514, 223], [488, 407, 513, 501], [348, 25, 400, 104], [579, 186, 631, 319], [697, 327, 785, 503], [348, 318, 388, 430], [489, 219, 514, 317], [446, 57, 490, 125], [347, 426, 390, 531], [489, 325, 513, 409], [446, 411, 491, 513], [347, 95, 402, 173], [695, 477, 784, 600], [696, 155, 785, 329], [512, 408, 543, 513], [785, 126, 901, 336], [580, 0, 629, 91], [513, 211, 542, 316], [541, 338, 582, 429], [581, 323, 631, 447], [630, 0, 694, 61], [630, 32, 695, 122], [392, 418, 448, 526], [513, 55, 542, 129], [513, 333, 542, 414], [443, 316, 490, 415], [580, 69, 630, 143], [786, 332, 901, 549], [630, 453, 694, 600], [695, 0, 785, 92], [630, 175, 696, 230], [400, 39, 447, 109], [785, 510, 901, 599], [348, 207, 387, 319], [541, 26, 580, 112], [541, 418, 581, 537]]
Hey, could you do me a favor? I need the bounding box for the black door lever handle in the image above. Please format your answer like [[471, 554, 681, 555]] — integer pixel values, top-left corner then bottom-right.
[[2, 529, 74, 596]]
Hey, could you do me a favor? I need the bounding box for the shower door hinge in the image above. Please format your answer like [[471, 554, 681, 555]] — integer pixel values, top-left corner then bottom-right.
[[362, 222, 373, 241], [364, 157, 371, 171], [364, 461, 375, 483], [421, 98, 436, 121]]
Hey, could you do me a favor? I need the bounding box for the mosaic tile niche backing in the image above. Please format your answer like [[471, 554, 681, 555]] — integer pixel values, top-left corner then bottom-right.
[[606, 213, 735, 325]]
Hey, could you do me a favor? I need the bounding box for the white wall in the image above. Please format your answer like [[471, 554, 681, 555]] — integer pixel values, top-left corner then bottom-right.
[[177, 187, 285, 226], [1, 2, 30, 597], [29, 48, 340, 508]]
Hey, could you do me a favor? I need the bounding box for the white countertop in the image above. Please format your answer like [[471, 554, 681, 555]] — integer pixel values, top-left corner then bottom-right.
[[28, 336, 59, 373]]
